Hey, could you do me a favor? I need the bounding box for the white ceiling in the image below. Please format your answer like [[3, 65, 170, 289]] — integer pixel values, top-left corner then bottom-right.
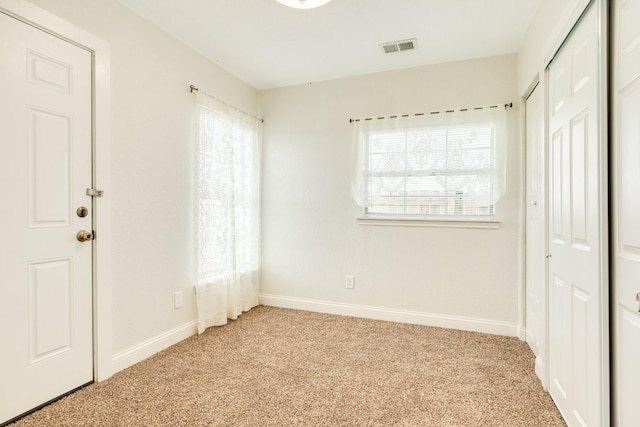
[[115, 0, 540, 90]]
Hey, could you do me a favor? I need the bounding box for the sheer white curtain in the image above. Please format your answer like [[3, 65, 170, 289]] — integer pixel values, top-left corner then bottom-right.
[[194, 92, 262, 334], [351, 106, 507, 218]]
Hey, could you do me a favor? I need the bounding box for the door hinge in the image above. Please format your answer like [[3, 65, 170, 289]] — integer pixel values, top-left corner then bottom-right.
[[86, 188, 104, 197]]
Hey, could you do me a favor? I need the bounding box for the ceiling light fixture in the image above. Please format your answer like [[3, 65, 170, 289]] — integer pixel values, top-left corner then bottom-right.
[[276, 0, 332, 9]]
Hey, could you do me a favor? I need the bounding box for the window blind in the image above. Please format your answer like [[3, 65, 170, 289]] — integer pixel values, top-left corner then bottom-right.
[[352, 107, 506, 219]]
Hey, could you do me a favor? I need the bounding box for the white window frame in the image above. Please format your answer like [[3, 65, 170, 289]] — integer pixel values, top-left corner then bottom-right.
[[352, 106, 507, 228]]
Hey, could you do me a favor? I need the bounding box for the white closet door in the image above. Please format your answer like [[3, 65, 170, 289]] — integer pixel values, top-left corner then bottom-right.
[[546, 3, 608, 426], [612, 0, 640, 425], [525, 82, 546, 386]]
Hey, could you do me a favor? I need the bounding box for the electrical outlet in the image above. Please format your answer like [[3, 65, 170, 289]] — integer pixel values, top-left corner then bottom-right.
[[345, 275, 355, 289], [174, 291, 183, 309]]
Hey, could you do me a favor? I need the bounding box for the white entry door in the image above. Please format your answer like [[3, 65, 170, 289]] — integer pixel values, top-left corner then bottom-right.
[[0, 11, 94, 424], [525, 82, 546, 386], [547, 3, 608, 426], [612, 0, 640, 425]]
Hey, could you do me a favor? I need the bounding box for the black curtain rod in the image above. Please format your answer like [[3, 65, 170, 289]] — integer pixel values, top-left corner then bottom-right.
[[189, 84, 264, 123], [349, 102, 514, 123]]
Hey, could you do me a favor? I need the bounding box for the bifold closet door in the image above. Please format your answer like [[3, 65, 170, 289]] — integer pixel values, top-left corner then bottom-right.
[[546, 2, 608, 426], [525, 82, 546, 387], [612, 0, 640, 425]]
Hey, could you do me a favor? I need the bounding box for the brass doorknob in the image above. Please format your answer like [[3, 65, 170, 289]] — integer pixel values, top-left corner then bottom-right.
[[76, 206, 89, 218], [76, 230, 94, 242]]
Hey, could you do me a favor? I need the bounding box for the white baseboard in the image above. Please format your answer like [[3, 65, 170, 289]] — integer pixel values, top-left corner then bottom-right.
[[111, 320, 198, 374], [110, 298, 519, 374], [260, 294, 519, 337], [518, 326, 527, 341]]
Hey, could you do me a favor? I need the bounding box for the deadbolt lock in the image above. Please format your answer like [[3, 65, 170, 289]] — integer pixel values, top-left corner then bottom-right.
[[77, 206, 89, 218], [76, 230, 94, 242]]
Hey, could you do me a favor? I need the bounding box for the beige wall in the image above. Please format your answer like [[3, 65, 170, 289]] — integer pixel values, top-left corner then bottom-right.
[[18, 0, 566, 365], [518, 0, 582, 95], [27, 0, 259, 356], [260, 54, 522, 333]]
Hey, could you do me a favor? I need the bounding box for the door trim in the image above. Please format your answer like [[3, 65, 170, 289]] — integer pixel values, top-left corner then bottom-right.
[[0, 0, 114, 381]]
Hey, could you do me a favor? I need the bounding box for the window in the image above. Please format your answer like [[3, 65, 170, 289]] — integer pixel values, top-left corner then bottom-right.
[[352, 107, 506, 221]]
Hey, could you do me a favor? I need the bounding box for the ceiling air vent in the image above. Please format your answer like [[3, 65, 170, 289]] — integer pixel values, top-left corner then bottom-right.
[[381, 38, 417, 54]]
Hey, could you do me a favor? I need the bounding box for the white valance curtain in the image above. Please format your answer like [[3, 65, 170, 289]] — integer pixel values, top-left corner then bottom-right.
[[194, 92, 262, 334], [351, 106, 507, 217]]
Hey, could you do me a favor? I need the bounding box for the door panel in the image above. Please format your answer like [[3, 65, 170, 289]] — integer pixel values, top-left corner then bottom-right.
[[547, 4, 607, 426], [571, 285, 590, 426], [571, 40, 590, 95], [550, 273, 568, 399], [551, 130, 564, 242], [27, 50, 73, 93], [612, 0, 640, 424], [617, 78, 640, 263], [0, 11, 93, 424], [570, 112, 588, 247], [29, 259, 73, 362], [29, 108, 73, 227], [618, 0, 640, 88], [616, 307, 640, 427]]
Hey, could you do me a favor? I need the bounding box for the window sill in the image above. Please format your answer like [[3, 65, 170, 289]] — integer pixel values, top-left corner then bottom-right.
[[356, 217, 501, 229]]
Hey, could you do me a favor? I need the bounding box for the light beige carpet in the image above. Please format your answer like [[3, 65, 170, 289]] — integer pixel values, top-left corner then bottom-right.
[[10, 306, 565, 426]]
